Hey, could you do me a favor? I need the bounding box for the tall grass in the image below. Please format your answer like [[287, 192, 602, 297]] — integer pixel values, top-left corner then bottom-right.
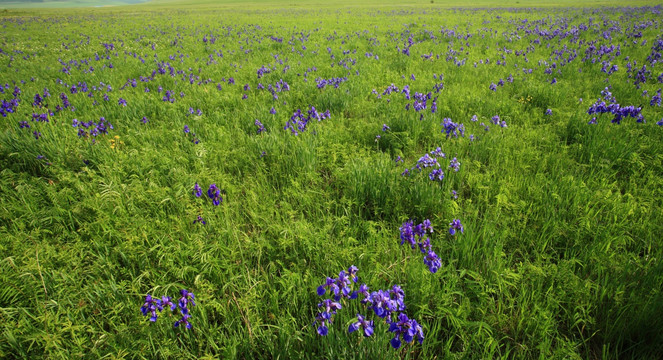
[[1, 1, 662, 358]]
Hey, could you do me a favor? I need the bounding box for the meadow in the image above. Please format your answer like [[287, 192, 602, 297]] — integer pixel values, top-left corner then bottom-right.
[[1, 0, 662, 358]]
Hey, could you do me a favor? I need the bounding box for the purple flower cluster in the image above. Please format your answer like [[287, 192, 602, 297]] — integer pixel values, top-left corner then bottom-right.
[[399, 220, 441, 273], [72, 117, 113, 142], [441, 118, 465, 138], [193, 215, 206, 225], [254, 119, 265, 134], [633, 64, 650, 88], [314, 266, 424, 349], [491, 115, 507, 128], [261, 79, 290, 100], [187, 107, 203, 116], [389, 312, 425, 349], [1, 98, 20, 117], [140, 289, 195, 329], [449, 157, 461, 172], [348, 314, 374, 337], [174, 289, 196, 329], [256, 65, 272, 78], [162, 90, 176, 103], [587, 87, 644, 124], [315, 77, 348, 89], [192, 181, 222, 222], [207, 183, 222, 206], [401, 147, 454, 183], [193, 182, 203, 197], [140, 295, 169, 322], [183, 125, 200, 144], [650, 89, 661, 106], [449, 219, 464, 235], [284, 106, 331, 135], [404, 91, 436, 119], [399, 35, 415, 56]]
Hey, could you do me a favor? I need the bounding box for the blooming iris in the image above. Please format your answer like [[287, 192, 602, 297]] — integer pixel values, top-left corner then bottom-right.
[[449, 219, 464, 235], [400, 220, 440, 273], [183, 125, 200, 144], [172, 289, 195, 329], [284, 106, 331, 135], [208, 183, 222, 206], [314, 266, 424, 349], [255, 119, 265, 134], [441, 118, 465, 138], [650, 89, 661, 106], [161, 296, 176, 311], [348, 314, 374, 337], [449, 157, 460, 172], [193, 183, 202, 197], [388, 312, 424, 349], [140, 294, 163, 322]]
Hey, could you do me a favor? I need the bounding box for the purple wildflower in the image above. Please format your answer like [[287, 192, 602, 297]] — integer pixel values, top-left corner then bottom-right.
[[348, 314, 374, 337], [207, 183, 222, 206], [193, 183, 202, 197], [449, 219, 464, 235], [140, 295, 163, 322]]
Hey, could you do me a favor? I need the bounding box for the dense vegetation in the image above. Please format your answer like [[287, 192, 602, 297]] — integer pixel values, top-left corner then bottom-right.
[[1, 1, 662, 358]]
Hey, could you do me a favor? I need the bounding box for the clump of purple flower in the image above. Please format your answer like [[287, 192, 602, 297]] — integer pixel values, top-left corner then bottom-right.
[[175, 289, 196, 329], [73, 116, 113, 143], [399, 219, 441, 273], [449, 157, 461, 172], [193, 182, 203, 197], [587, 87, 644, 124], [449, 219, 464, 235], [207, 183, 222, 206], [402, 147, 458, 183], [183, 125, 200, 144], [255, 119, 265, 134], [314, 266, 425, 349], [284, 106, 331, 135], [441, 118, 465, 138], [491, 115, 507, 128], [316, 77, 348, 89], [389, 312, 425, 349], [141, 289, 195, 329]]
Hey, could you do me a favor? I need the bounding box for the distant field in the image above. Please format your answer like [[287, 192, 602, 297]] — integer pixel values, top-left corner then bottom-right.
[[0, 0, 660, 9], [1, 0, 662, 359], [0, 0, 147, 9]]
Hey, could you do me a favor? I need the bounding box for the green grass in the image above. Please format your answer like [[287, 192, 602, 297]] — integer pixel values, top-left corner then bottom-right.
[[1, 0, 663, 358], [0, 0, 659, 10]]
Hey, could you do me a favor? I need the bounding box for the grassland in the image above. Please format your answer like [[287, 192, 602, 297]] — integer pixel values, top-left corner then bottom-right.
[[0, 0, 662, 358]]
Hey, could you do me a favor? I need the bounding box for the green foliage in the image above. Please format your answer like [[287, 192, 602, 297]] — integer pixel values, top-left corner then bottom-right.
[[1, 1, 663, 359]]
